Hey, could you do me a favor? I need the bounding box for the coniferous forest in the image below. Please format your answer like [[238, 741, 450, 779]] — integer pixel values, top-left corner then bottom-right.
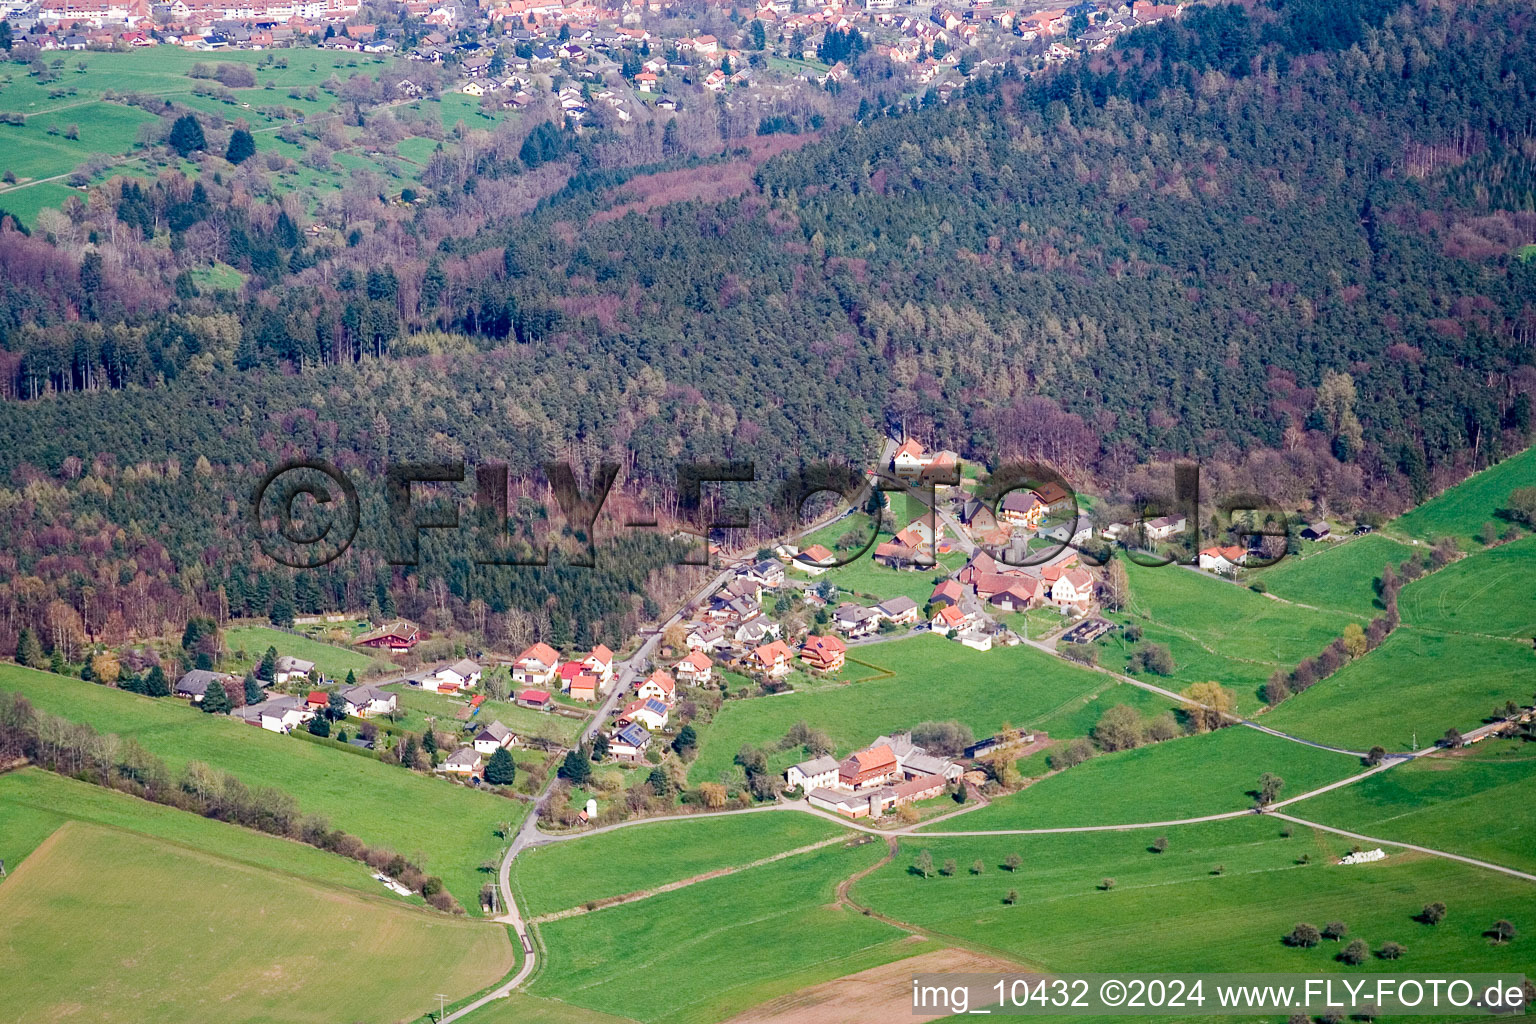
[[1, 0, 1534, 656]]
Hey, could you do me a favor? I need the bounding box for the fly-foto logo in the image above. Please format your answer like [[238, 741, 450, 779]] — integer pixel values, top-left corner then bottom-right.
[[248, 457, 1292, 571]]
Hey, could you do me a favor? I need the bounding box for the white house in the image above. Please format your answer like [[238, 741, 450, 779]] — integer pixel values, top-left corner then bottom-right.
[[1143, 514, 1187, 542], [235, 696, 312, 733], [273, 656, 316, 685], [424, 658, 482, 692], [512, 643, 561, 686], [610, 722, 651, 761], [635, 670, 677, 705], [441, 747, 482, 775], [1198, 545, 1247, 572], [471, 720, 516, 754], [1049, 567, 1094, 611], [785, 754, 839, 790], [621, 697, 669, 730], [580, 644, 615, 687], [340, 685, 397, 718], [674, 651, 713, 686]]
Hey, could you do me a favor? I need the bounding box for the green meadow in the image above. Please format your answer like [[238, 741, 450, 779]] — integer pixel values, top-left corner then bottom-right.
[[0, 767, 400, 899], [1298, 741, 1536, 875], [223, 623, 380, 680], [1254, 533, 1413, 618], [938, 726, 1360, 831], [0, 663, 522, 909], [1389, 445, 1536, 546], [686, 634, 1165, 786], [1397, 537, 1536, 639], [512, 811, 846, 918], [855, 817, 1536, 977], [529, 839, 918, 1024], [1109, 559, 1345, 709], [0, 819, 512, 1024], [1259, 629, 1534, 752]]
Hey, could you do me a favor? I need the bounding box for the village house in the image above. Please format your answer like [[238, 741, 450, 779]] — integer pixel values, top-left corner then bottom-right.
[[354, 620, 419, 651], [930, 604, 970, 634], [1041, 516, 1094, 546], [800, 634, 847, 673], [1049, 566, 1095, 613], [471, 720, 516, 754], [620, 697, 669, 730], [273, 656, 315, 685], [839, 743, 900, 790], [988, 576, 1043, 612], [736, 618, 782, 646], [423, 658, 481, 692], [570, 673, 599, 702], [174, 669, 235, 703], [234, 695, 312, 733], [687, 623, 729, 651], [1198, 545, 1247, 572], [580, 644, 615, 686], [512, 642, 561, 686], [876, 595, 920, 625], [675, 651, 713, 686], [1300, 521, 1331, 541], [516, 688, 553, 709], [793, 544, 837, 575], [890, 438, 959, 482], [1143, 514, 1188, 542], [785, 754, 840, 790], [610, 721, 651, 761], [441, 747, 482, 776], [929, 579, 964, 608], [998, 490, 1048, 530], [738, 558, 785, 589], [340, 684, 397, 717], [750, 639, 794, 678], [832, 603, 881, 638], [635, 670, 677, 704]]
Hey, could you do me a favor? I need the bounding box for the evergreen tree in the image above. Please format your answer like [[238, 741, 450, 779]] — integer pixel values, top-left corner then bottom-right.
[[145, 665, 170, 697], [402, 735, 419, 768], [671, 723, 697, 755], [485, 746, 516, 785], [243, 672, 264, 704], [421, 727, 438, 762], [16, 628, 44, 669], [345, 669, 357, 687], [257, 646, 278, 682], [559, 747, 592, 784], [201, 679, 232, 714], [592, 732, 610, 761], [167, 113, 206, 157], [225, 128, 255, 165], [50, 648, 66, 675]]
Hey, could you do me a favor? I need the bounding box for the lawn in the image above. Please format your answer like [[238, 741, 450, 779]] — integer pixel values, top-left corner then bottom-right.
[[1389, 444, 1536, 546], [0, 664, 523, 910], [511, 811, 848, 918], [1297, 741, 1536, 875], [854, 817, 1536, 978], [1397, 537, 1536, 640], [223, 623, 380, 680], [1259, 629, 1535, 752], [458, 995, 639, 1024], [686, 635, 1145, 787], [0, 819, 513, 1024], [529, 838, 919, 1024], [1111, 559, 1355, 709], [936, 727, 1360, 831], [384, 683, 587, 746], [1253, 533, 1413, 618]]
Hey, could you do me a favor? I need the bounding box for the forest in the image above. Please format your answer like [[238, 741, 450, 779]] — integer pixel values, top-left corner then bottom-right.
[[1, 0, 1534, 658]]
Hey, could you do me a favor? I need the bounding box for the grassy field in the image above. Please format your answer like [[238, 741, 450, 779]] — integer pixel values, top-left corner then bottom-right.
[[0, 819, 512, 1024], [384, 684, 587, 747], [1389, 445, 1536, 546], [0, 767, 406, 900], [511, 811, 847, 918], [1259, 629, 1534, 752], [0, 664, 523, 909], [855, 817, 1536, 977], [223, 623, 380, 680], [1112, 559, 1346, 710], [937, 727, 1361, 831], [1298, 741, 1536, 875], [686, 635, 1162, 786], [529, 838, 919, 1024], [459, 995, 639, 1024], [1397, 537, 1536, 639], [1253, 534, 1413, 618]]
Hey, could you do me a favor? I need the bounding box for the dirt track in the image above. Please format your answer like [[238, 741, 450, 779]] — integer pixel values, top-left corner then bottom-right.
[[718, 946, 1027, 1024]]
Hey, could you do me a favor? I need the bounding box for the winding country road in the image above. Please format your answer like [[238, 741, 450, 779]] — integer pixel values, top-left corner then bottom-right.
[[433, 434, 1531, 1021]]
